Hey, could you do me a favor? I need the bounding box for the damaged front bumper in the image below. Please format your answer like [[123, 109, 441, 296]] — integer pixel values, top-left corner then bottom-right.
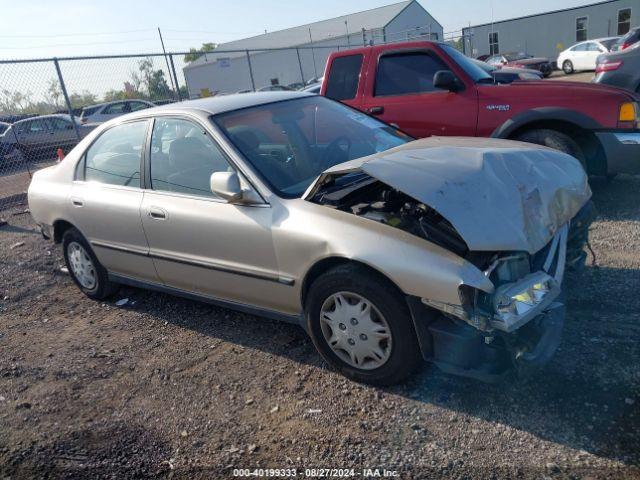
[[409, 203, 594, 382]]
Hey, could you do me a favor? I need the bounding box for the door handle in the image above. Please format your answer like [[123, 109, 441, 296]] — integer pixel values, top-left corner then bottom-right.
[[71, 197, 84, 207], [368, 106, 384, 115], [147, 206, 167, 220]]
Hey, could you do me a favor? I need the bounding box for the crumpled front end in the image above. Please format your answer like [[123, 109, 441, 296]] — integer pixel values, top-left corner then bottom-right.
[[306, 136, 595, 382], [413, 200, 595, 382]]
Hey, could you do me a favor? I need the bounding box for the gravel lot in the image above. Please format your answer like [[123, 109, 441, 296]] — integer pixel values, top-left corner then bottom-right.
[[0, 173, 639, 479]]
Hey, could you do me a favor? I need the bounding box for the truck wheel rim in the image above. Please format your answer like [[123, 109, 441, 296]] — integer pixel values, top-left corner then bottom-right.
[[67, 242, 97, 290], [319, 291, 392, 370]]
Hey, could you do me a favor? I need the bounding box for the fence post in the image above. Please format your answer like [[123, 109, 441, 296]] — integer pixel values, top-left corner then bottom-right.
[[53, 58, 81, 141], [295, 48, 305, 84], [245, 50, 256, 91], [362, 28, 366, 46], [168, 54, 182, 101]]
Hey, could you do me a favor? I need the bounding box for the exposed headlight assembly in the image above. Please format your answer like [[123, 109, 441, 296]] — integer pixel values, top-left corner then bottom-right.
[[492, 272, 559, 332]]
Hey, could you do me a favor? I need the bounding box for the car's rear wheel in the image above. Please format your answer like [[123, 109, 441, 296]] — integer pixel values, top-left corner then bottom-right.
[[563, 60, 574, 74], [515, 129, 586, 170], [62, 227, 119, 300], [305, 264, 422, 386]]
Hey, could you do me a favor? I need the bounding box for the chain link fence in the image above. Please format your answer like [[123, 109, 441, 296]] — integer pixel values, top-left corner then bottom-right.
[[0, 25, 444, 212]]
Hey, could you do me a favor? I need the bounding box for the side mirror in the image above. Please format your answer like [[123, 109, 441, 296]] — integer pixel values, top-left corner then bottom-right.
[[433, 70, 460, 92], [210, 171, 243, 202]]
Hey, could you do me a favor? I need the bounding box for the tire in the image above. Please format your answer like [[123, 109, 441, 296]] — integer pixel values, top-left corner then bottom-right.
[[62, 227, 119, 300], [562, 60, 574, 74], [305, 264, 422, 386], [514, 129, 587, 170]]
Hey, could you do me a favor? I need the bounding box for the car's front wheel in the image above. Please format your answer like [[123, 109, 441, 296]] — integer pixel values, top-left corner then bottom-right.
[[563, 60, 574, 74], [62, 227, 119, 300], [305, 265, 422, 386]]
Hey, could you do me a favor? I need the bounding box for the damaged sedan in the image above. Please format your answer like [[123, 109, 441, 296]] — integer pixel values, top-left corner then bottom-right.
[[28, 92, 594, 385]]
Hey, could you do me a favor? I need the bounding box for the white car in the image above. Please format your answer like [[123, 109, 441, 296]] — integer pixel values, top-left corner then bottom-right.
[[558, 37, 620, 74], [80, 99, 155, 124]]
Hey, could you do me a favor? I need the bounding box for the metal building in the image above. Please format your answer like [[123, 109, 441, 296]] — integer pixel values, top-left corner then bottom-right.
[[183, 0, 443, 97], [462, 0, 639, 60]]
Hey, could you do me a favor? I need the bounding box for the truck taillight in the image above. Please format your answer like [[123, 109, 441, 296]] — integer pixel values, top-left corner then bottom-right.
[[596, 60, 623, 73]]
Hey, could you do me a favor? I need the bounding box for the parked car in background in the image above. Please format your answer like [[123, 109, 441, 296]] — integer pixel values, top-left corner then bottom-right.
[[287, 82, 306, 90], [486, 52, 553, 77], [28, 92, 594, 385], [80, 99, 155, 124], [1, 114, 96, 164], [612, 26, 640, 51], [472, 58, 543, 83], [595, 42, 640, 93], [557, 37, 619, 74], [321, 41, 640, 177], [257, 85, 295, 92], [301, 83, 321, 94]]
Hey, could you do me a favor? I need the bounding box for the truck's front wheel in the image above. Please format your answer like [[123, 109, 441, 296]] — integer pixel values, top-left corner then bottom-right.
[[515, 129, 586, 170]]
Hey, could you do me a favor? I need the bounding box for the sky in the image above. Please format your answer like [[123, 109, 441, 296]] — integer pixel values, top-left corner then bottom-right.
[[0, 0, 609, 59]]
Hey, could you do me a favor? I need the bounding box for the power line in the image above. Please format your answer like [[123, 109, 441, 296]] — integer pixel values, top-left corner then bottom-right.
[[0, 29, 156, 39]]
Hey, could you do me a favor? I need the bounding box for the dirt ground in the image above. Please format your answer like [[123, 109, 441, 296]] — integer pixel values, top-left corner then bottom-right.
[[0, 173, 639, 479]]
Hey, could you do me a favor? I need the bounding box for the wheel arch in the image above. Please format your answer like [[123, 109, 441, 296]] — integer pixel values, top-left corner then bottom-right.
[[53, 219, 77, 244], [300, 256, 406, 308], [492, 108, 607, 175]]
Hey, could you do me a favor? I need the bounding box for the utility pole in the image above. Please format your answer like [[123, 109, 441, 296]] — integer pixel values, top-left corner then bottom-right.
[[308, 28, 318, 79], [345, 20, 350, 46], [158, 27, 177, 95]]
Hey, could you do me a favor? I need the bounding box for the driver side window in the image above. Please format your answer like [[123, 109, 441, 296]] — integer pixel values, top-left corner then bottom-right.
[[150, 117, 232, 198], [85, 121, 147, 187]]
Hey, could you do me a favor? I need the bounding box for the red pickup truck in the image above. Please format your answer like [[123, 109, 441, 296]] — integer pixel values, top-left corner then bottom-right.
[[320, 41, 640, 176]]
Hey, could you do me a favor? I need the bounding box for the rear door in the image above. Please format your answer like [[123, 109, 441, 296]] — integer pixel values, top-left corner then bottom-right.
[[69, 119, 157, 281], [584, 42, 606, 69], [16, 118, 53, 161], [360, 46, 478, 138], [323, 52, 369, 110], [570, 43, 590, 69], [48, 117, 78, 151]]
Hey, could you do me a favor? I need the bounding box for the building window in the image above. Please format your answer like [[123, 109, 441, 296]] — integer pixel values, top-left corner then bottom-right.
[[576, 17, 588, 42], [618, 8, 632, 35], [489, 32, 499, 55]]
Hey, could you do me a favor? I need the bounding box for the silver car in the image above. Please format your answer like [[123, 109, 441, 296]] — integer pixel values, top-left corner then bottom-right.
[[28, 92, 593, 385], [80, 99, 155, 125], [1, 114, 95, 164]]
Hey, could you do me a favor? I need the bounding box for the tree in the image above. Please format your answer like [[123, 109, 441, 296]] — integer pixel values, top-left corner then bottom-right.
[[184, 42, 217, 63], [46, 79, 63, 110]]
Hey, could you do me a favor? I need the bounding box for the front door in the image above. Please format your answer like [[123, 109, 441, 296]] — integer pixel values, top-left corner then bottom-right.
[[360, 49, 478, 138], [69, 119, 157, 281], [140, 117, 288, 312]]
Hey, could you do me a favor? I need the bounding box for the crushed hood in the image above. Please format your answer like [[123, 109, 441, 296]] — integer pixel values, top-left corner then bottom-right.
[[305, 137, 591, 254]]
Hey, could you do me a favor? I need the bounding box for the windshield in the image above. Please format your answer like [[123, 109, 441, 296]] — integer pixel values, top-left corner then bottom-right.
[[471, 58, 495, 73], [440, 45, 493, 83], [213, 96, 411, 198]]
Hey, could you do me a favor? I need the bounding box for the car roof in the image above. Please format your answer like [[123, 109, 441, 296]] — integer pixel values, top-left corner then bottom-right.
[[123, 91, 314, 119], [12, 114, 74, 125]]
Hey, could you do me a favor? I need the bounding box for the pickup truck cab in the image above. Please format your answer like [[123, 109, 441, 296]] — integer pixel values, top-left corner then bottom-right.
[[320, 41, 640, 176]]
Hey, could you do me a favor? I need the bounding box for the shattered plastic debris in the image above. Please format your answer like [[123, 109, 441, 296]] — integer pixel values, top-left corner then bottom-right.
[[115, 298, 129, 307]]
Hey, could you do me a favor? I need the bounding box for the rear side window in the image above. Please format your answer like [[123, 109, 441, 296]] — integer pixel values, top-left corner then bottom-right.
[[85, 121, 147, 187], [375, 52, 448, 97], [325, 54, 363, 101], [129, 101, 150, 112], [103, 102, 128, 115]]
